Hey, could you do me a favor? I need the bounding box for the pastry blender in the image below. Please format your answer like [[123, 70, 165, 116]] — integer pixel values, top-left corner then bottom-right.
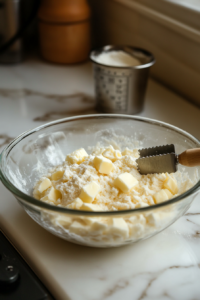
[[136, 144, 200, 175]]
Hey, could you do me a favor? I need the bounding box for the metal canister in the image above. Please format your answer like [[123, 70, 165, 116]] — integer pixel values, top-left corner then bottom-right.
[[90, 45, 155, 114], [0, 0, 23, 63]]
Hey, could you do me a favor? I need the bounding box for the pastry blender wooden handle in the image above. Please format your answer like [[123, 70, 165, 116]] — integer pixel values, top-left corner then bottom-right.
[[178, 148, 200, 167]]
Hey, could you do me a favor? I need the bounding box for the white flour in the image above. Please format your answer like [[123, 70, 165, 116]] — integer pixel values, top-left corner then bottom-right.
[[34, 142, 197, 247], [95, 50, 141, 67]]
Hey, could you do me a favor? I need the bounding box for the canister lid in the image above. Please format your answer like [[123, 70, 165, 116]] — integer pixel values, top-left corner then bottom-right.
[[38, 0, 91, 24]]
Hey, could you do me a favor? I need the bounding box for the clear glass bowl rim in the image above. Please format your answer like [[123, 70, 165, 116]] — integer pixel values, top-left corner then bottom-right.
[[0, 114, 200, 216]]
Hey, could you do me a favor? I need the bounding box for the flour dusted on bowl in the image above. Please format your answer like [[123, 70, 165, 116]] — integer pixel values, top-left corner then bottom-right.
[[33, 144, 184, 210], [33, 144, 194, 246]]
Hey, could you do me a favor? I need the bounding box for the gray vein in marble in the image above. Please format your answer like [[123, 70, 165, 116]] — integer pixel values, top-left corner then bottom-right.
[[139, 264, 200, 300], [33, 108, 97, 122], [102, 279, 130, 298], [185, 212, 200, 216], [186, 218, 200, 238], [0, 134, 14, 148], [186, 219, 199, 226], [0, 88, 94, 104], [0, 88, 97, 121], [100, 264, 199, 300]]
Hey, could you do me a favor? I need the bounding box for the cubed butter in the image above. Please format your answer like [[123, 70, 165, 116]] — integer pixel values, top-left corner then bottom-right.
[[109, 218, 129, 238], [93, 156, 114, 174], [102, 147, 122, 161], [129, 223, 144, 238], [66, 148, 88, 164], [135, 202, 149, 208], [80, 203, 102, 211], [79, 181, 100, 203], [90, 221, 108, 234], [67, 198, 83, 209], [122, 148, 138, 157], [153, 189, 169, 204], [114, 172, 138, 193], [51, 170, 64, 181], [69, 221, 89, 235], [41, 187, 61, 202], [146, 213, 161, 226], [163, 176, 178, 194], [112, 202, 129, 210], [55, 216, 72, 228], [38, 178, 52, 193], [163, 188, 173, 199], [78, 217, 99, 226]]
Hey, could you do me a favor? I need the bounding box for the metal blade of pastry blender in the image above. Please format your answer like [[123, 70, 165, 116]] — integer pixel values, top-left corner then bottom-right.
[[139, 144, 175, 158], [137, 153, 178, 175], [137, 145, 177, 175]]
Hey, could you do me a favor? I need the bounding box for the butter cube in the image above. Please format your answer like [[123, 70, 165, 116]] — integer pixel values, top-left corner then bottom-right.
[[80, 203, 102, 211], [129, 214, 146, 225], [78, 217, 98, 226], [109, 218, 129, 238], [114, 173, 138, 193], [69, 221, 89, 235], [90, 221, 108, 234], [93, 156, 114, 174], [146, 213, 161, 226], [153, 189, 169, 204], [163, 176, 178, 195], [67, 198, 83, 209], [163, 189, 173, 199], [102, 147, 122, 161], [79, 181, 100, 203], [112, 202, 129, 210], [135, 202, 149, 208], [55, 216, 72, 228], [51, 170, 64, 181], [66, 148, 88, 164], [122, 148, 138, 157], [38, 178, 52, 193], [129, 223, 144, 238], [41, 187, 61, 202]]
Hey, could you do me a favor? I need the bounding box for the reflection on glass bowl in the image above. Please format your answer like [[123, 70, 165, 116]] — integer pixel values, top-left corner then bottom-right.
[[0, 114, 200, 247]]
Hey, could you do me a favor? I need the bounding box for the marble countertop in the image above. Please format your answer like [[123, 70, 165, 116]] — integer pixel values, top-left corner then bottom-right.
[[1, 57, 200, 300]]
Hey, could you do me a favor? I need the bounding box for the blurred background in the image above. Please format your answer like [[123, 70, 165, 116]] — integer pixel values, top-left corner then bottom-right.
[[1, 2, 200, 299], [0, 0, 200, 105]]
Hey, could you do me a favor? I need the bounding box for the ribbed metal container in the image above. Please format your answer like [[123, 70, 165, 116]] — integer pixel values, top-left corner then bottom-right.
[[90, 45, 155, 114]]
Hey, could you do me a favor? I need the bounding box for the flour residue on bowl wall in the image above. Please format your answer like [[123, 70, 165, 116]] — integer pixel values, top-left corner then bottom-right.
[[33, 130, 198, 247]]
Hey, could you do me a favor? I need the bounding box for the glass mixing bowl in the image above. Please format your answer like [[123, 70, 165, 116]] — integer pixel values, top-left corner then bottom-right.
[[0, 115, 200, 247]]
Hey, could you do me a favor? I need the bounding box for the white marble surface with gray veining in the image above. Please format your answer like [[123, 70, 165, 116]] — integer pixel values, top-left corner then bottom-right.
[[0, 57, 200, 300]]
